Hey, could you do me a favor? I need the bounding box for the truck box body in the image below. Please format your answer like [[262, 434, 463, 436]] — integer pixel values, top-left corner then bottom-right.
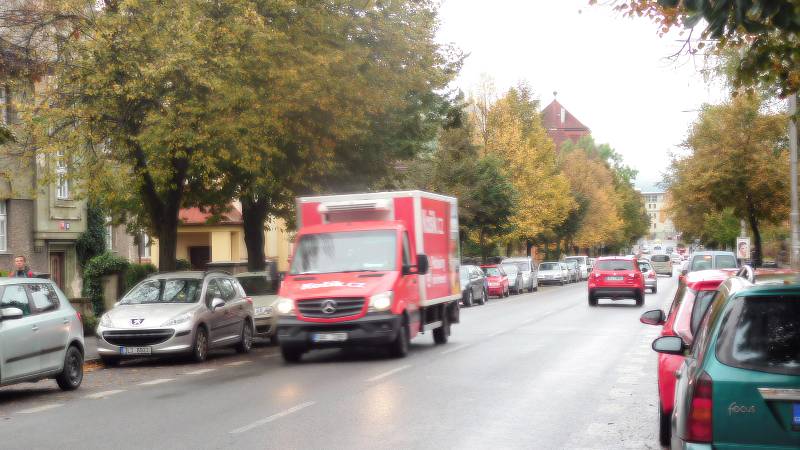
[[277, 191, 461, 359]]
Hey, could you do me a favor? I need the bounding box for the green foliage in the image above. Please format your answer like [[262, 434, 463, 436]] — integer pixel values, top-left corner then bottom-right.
[[0, 124, 13, 144], [124, 263, 157, 292], [81, 313, 98, 337], [82, 252, 129, 315], [76, 202, 107, 268], [175, 259, 191, 271], [701, 208, 740, 249]]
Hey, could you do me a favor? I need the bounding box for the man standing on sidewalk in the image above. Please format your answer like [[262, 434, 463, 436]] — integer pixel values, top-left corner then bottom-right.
[[10, 255, 34, 278]]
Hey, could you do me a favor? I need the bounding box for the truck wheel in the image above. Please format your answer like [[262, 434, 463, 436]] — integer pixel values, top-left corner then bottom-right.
[[281, 345, 304, 363], [389, 319, 409, 358], [433, 316, 450, 345]]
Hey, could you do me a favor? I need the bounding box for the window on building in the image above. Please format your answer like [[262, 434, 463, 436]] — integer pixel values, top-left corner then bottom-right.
[[0, 201, 6, 252], [105, 217, 113, 251], [55, 149, 69, 200], [139, 232, 151, 259]]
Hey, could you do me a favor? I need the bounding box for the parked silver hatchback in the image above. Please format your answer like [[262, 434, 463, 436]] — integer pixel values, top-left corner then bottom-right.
[[96, 271, 254, 366], [0, 278, 85, 390]]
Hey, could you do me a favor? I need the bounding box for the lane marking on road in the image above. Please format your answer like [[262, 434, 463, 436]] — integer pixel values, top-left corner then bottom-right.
[[85, 389, 126, 399], [138, 378, 174, 386], [229, 401, 316, 434], [365, 364, 412, 382], [225, 360, 253, 367], [487, 330, 504, 338], [440, 344, 470, 355], [183, 368, 216, 376], [17, 403, 63, 414]]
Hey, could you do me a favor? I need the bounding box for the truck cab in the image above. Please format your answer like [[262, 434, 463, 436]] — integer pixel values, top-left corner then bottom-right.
[[276, 191, 461, 362]]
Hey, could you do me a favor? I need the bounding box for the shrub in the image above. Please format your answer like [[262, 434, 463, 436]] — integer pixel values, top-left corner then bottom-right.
[[81, 313, 99, 336], [175, 258, 191, 270], [124, 263, 157, 292], [82, 252, 129, 315], [76, 202, 107, 267]]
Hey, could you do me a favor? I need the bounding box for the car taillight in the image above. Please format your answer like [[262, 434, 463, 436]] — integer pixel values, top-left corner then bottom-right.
[[245, 296, 253, 304], [628, 272, 635, 278], [649, 271, 656, 279], [687, 371, 713, 443], [76, 311, 82, 322]]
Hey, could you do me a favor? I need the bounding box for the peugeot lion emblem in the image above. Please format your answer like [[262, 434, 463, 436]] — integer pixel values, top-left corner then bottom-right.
[[130, 318, 145, 326], [321, 299, 338, 314]]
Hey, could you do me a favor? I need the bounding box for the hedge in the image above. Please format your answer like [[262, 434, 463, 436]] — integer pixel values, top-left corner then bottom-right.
[[82, 252, 129, 315]]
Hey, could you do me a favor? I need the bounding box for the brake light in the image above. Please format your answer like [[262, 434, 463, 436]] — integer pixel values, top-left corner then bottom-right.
[[687, 371, 713, 443], [76, 311, 82, 322], [628, 272, 635, 278], [245, 296, 253, 304], [648, 271, 656, 279]]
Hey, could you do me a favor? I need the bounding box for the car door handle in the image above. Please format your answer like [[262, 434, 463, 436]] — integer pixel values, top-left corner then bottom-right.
[[63, 319, 70, 324], [31, 325, 39, 331]]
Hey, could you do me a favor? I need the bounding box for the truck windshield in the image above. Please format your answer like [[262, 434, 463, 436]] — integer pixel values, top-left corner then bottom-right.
[[290, 230, 397, 275]]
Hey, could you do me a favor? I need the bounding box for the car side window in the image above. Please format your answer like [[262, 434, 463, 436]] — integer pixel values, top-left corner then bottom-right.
[[205, 280, 222, 306], [0, 284, 32, 316], [28, 283, 60, 313], [219, 279, 237, 301]]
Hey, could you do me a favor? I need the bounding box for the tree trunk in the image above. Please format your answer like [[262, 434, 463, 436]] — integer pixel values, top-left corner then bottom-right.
[[241, 196, 268, 272], [556, 239, 562, 259], [526, 239, 534, 257], [156, 213, 179, 272], [505, 241, 513, 257], [747, 208, 763, 267], [479, 229, 487, 264]]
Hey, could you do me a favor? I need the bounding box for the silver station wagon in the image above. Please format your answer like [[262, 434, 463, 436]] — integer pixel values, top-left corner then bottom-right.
[[0, 278, 85, 391], [96, 271, 254, 365]]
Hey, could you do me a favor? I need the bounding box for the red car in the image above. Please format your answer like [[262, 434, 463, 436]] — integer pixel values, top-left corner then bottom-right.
[[481, 265, 509, 298], [587, 256, 644, 306], [639, 269, 733, 447]]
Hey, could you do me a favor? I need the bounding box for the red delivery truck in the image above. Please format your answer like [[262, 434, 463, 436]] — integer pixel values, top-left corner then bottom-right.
[[275, 191, 461, 362]]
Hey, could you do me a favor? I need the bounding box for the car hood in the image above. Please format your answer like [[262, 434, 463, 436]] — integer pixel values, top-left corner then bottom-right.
[[538, 270, 560, 276], [280, 271, 396, 299], [105, 303, 199, 328], [251, 294, 278, 308]]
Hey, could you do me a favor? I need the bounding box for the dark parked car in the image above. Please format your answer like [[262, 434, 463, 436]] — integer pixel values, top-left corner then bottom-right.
[[459, 265, 487, 307]]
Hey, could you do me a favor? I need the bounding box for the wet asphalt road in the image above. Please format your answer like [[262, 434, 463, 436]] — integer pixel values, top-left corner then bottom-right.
[[0, 274, 678, 449]]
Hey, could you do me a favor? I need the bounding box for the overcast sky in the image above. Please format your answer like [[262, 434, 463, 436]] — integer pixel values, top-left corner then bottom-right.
[[436, 0, 726, 189]]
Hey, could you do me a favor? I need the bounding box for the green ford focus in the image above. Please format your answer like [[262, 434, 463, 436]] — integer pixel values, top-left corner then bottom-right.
[[652, 276, 800, 450]]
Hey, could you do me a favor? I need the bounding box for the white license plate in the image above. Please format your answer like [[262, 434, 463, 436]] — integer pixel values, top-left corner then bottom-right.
[[121, 346, 152, 355], [255, 306, 272, 315], [605, 276, 624, 281], [311, 332, 348, 343]]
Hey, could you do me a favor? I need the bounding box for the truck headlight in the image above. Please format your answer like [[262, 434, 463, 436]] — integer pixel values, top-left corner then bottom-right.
[[161, 312, 192, 327], [276, 296, 295, 315], [368, 291, 393, 312], [99, 313, 113, 328]]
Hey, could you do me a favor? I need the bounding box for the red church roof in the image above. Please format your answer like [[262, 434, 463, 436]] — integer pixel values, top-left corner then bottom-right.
[[541, 99, 590, 148], [179, 206, 242, 225]]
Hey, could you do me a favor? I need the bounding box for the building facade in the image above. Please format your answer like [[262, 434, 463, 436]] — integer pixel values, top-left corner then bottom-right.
[[0, 79, 87, 297], [640, 190, 677, 241], [541, 96, 591, 149]]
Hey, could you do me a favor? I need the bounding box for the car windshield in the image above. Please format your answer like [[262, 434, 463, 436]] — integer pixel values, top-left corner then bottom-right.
[[509, 261, 530, 271], [120, 279, 201, 304], [716, 296, 800, 376], [539, 263, 559, 271], [595, 260, 635, 271], [501, 264, 518, 274], [691, 255, 714, 271], [715, 254, 737, 268], [236, 275, 278, 296], [290, 230, 396, 274], [564, 257, 583, 266], [483, 267, 502, 276], [638, 262, 651, 272]]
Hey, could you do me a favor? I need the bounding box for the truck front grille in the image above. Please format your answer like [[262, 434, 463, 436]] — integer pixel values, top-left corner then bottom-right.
[[297, 298, 365, 318]]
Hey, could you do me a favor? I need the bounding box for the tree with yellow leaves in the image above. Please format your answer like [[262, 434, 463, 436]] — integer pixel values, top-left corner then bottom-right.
[[482, 84, 575, 256]]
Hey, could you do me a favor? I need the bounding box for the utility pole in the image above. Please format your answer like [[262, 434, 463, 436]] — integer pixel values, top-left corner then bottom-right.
[[790, 94, 800, 269]]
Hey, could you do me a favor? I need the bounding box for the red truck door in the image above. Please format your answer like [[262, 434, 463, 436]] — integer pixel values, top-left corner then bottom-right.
[[396, 231, 421, 337]]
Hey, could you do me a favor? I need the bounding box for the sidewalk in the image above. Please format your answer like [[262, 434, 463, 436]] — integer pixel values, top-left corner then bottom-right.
[[84, 335, 99, 361]]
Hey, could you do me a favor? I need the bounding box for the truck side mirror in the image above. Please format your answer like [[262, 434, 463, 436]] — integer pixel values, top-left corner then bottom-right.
[[416, 254, 429, 275]]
